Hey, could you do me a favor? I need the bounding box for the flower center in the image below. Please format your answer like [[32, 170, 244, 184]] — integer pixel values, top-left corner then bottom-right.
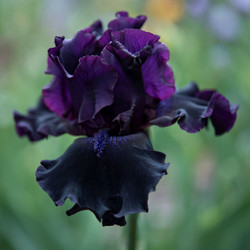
[[91, 130, 129, 157], [92, 130, 109, 157]]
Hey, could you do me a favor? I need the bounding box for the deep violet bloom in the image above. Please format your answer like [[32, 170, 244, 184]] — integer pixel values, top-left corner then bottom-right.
[[14, 12, 238, 226]]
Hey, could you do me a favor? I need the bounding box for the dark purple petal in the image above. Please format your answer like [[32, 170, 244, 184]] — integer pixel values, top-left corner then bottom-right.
[[142, 43, 175, 100], [58, 30, 98, 74], [43, 38, 75, 119], [45, 27, 99, 77], [69, 56, 117, 123], [197, 90, 238, 135], [108, 11, 147, 31], [101, 47, 147, 133], [150, 82, 238, 135], [150, 86, 209, 133], [101, 29, 161, 72], [14, 98, 84, 141], [97, 30, 112, 51], [46, 41, 70, 77], [112, 29, 160, 54], [100, 36, 174, 132], [103, 43, 136, 69], [36, 131, 168, 226], [83, 20, 103, 37], [42, 76, 75, 119], [43, 53, 76, 120]]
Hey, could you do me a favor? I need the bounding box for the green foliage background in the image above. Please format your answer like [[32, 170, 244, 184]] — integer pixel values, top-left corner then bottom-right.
[[0, 0, 249, 249]]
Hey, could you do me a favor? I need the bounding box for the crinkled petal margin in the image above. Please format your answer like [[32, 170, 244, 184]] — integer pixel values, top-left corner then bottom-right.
[[36, 131, 168, 226], [108, 11, 147, 31], [70, 55, 118, 123], [150, 82, 238, 135], [142, 43, 175, 100]]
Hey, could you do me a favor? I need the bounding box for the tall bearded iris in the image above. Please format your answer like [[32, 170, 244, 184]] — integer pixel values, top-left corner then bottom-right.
[[14, 11, 238, 226]]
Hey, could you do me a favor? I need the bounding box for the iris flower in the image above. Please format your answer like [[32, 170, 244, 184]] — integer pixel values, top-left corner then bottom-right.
[[14, 11, 238, 226]]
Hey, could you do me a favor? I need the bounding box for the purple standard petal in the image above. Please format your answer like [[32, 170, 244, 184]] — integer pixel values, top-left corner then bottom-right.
[[46, 28, 99, 76], [36, 131, 168, 226], [112, 29, 160, 55], [101, 46, 148, 134], [42, 76, 74, 119], [108, 11, 147, 31], [13, 98, 84, 141], [45, 36, 70, 77], [43, 36, 74, 119], [150, 82, 238, 135], [142, 43, 175, 100], [83, 20, 103, 37], [101, 37, 168, 134], [44, 31, 97, 119], [97, 30, 112, 51], [58, 30, 98, 75], [69, 56, 117, 123]]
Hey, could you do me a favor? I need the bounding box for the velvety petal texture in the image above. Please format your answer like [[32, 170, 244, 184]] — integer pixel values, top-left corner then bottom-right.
[[36, 132, 168, 226], [150, 82, 238, 135], [69, 56, 117, 123], [14, 98, 83, 141]]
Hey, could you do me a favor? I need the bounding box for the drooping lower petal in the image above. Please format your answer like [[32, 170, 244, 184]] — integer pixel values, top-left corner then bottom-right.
[[14, 98, 84, 141], [197, 90, 238, 135], [36, 131, 168, 226], [150, 82, 238, 135]]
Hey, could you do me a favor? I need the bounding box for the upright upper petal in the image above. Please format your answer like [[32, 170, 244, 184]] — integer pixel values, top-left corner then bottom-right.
[[58, 30, 98, 75], [36, 131, 168, 226], [142, 43, 175, 100], [83, 20, 103, 37], [42, 76, 74, 119], [112, 29, 160, 54], [108, 11, 147, 31], [69, 56, 118, 123], [101, 46, 147, 134]]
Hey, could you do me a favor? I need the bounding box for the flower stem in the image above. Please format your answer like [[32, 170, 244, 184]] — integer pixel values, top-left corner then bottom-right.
[[127, 214, 138, 250]]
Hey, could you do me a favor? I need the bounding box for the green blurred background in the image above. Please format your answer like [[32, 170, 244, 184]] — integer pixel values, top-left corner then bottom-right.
[[0, 0, 249, 249]]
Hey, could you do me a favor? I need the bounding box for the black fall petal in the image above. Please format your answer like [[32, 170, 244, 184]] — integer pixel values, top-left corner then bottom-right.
[[36, 131, 168, 226], [14, 98, 84, 141]]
